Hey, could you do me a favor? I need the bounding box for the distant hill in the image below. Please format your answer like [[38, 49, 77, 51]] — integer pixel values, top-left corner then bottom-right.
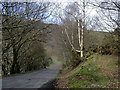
[[84, 30, 109, 48], [44, 23, 110, 64]]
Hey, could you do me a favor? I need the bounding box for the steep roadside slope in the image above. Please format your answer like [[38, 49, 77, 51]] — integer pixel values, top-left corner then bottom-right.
[[56, 54, 118, 88]]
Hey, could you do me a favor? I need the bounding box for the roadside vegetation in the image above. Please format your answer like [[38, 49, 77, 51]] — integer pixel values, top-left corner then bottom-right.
[[55, 54, 118, 88], [2, 2, 54, 76], [54, 28, 119, 88]]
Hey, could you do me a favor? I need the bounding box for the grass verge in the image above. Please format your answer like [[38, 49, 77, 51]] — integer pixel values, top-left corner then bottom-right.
[[55, 54, 118, 88]]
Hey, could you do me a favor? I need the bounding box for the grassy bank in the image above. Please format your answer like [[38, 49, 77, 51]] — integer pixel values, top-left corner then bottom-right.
[[55, 54, 118, 88]]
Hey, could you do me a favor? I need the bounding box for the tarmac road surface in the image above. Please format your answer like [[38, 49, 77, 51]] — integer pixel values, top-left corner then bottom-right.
[[2, 69, 59, 88]]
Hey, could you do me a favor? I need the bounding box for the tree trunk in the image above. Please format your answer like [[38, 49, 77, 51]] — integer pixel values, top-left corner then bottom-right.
[[10, 47, 19, 74], [81, 0, 85, 57], [77, 0, 81, 49]]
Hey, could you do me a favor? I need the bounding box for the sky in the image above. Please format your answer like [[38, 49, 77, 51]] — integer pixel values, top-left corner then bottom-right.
[[1, 0, 113, 17], [42, 0, 99, 23], [43, 0, 98, 17], [44, 0, 118, 31], [1, 0, 118, 31], [42, 0, 100, 29]]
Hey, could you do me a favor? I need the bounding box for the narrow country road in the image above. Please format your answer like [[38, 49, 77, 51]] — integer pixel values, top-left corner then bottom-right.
[[2, 69, 59, 88]]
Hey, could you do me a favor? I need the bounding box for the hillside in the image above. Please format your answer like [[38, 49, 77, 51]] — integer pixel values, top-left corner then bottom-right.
[[45, 24, 110, 65], [84, 30, 109, 47], [55, 54, 118, 88]]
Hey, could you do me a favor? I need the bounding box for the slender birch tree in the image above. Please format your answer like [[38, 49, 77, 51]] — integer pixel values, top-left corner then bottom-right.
[[81, 0, 85, 57], [77, 0, 81, 50], [77, 0, 85, 57]]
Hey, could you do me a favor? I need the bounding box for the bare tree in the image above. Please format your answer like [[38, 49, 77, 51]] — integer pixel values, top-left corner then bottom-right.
[[2, 2, 55, 75], [88, 0, 119, 32]]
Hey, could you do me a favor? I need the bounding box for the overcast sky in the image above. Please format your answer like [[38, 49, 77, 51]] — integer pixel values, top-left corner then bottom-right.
[[43, 0, 118, 31], [1, 0, 118, 31], [42, 0, 100, 26]]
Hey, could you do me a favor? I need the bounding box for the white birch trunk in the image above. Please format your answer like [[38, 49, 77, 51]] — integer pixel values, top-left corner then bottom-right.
[[77, 0, 81, 49], [71, 18, 74, 48], [81, 0, 85, 57], [64, 28, 80, 52]]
